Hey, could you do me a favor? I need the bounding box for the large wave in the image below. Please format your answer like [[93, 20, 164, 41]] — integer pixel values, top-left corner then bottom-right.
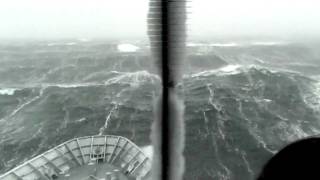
[[1, 42, 320, 179], [182, 66, 320, 179]]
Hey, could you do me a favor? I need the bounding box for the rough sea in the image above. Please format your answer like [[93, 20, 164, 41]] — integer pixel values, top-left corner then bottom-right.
[[1, 40, 320, 180]]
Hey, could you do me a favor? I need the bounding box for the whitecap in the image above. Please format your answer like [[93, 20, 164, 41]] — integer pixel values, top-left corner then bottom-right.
[[76, 117, 87, 122], [263, 99, 272, 102], [117, 44, 140, 52], [209, 43, 239, 47], [188, 64, 242, 78], [42, 83, 104, 88], [303, 82, 320, 112], [104, 71, 160, 87], [0, 88, 18, 95], [220, 64, 241, 73], [141, 145, 153, 159]]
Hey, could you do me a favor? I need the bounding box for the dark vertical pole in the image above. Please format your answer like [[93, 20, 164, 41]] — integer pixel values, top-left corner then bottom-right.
[[161, 1, 170, 180], [148, 0, 187, 180]]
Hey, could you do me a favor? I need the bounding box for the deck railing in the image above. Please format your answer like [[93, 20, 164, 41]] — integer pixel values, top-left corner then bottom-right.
[[0, 135, 151, 180]]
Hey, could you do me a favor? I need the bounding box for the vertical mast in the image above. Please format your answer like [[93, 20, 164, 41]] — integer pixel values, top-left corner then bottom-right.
[[148, 0, 187, 180]]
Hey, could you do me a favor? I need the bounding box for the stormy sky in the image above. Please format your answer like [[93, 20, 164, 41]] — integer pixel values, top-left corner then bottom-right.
[[190, 0, 320, 40], [0, 0, 319, 39], [0, 0, 148, 39]]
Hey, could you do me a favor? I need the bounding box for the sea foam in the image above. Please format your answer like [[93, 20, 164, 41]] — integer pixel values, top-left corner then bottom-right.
[[0, 88, 18, 95], [117, 44, 140, 52], [141, 145, 153, 159]]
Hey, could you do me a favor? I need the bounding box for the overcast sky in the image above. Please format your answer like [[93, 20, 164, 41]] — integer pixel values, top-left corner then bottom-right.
[[0, 0, 320, 39], [0, 0, 148, 39], [190, 0, 320, 39]]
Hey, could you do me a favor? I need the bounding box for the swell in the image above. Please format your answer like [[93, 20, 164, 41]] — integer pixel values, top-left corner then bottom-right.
[[0, 66, 320, 180], [182, 66, 320, 180]]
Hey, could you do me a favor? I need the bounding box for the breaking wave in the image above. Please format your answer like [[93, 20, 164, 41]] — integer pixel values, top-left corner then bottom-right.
[[0, 88, 19, 96]]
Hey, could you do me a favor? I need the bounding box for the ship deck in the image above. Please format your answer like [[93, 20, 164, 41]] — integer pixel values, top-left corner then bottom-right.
[[0, 135, 151, 180], [57, 163, 129, 180]]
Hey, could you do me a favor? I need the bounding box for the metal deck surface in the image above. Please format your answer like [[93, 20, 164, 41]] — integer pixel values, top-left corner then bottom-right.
[[0, 135, 151, 180], [57, 163, 128, 180]]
